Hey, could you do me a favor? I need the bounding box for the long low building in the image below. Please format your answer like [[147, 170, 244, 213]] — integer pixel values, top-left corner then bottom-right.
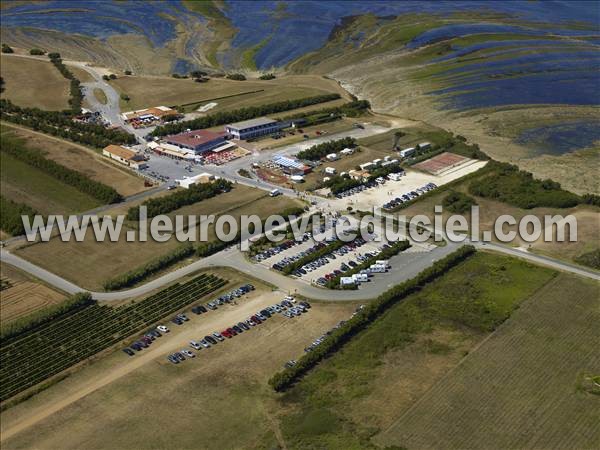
[[225, 117, 282, 140], [103, 145, 147, 169]]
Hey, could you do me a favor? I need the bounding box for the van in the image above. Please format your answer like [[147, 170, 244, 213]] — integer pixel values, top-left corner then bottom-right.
[[352, 273, 368, 283], [375, 260, 390, 268], [369, 265, 387, 273], [269, 189, 282, 197]]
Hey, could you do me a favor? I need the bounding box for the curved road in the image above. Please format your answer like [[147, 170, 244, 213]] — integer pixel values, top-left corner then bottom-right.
[[2, 240, 598, 303]]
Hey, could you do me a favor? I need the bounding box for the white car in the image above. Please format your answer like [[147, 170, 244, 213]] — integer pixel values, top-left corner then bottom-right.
[[189, 341, 203, 350], [181, 349, 195, 358], [157, 325, 170, 333]]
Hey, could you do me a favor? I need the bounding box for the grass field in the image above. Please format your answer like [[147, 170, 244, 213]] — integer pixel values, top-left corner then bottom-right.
[[376, 273, 600, 449], [15, 185, 304, 290], [1, 124, 147, 197], [0, 152, 100, 215], [111, 74, 349, 111], [0, 55, 70, 110], [267, 252, 557, 448], [0, 263, 65, 325], [92, 88, 107, 105]]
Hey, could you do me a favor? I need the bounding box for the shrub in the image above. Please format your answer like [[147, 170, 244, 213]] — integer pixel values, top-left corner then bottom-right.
[[574, 249, 600, 270], [442, 191, 477, 213], [259, 73, 276, 80], [124, 70, 132, 75], [226, 73, 246, 81], [468, 161, 581, 209], [268, 245, 476, 391], [151, 94, 341, 136], [29, 48, 45, 55], [2, 44, 14, 53]]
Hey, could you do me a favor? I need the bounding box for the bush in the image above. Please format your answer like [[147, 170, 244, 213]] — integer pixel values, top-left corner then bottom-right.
[[47, 52, 60, 59], [259, 73, 276, 80], [469, 161, 581, 209], [0, 195, 39, 236], [442, 191, 477, 213], [171, 73, 188, 79], [2, 44, 14, 53], [126, 179, 232, 220], [574, 249, 600, 270], [29, 48, 45, 55], [226, 73, 246, 81], [103, 245, 195, 290], [297, 136, 356, 161], [0, 293, 94, 343], [268, 245, 476, 391], [124, 70, 132, 75], [120, 93, 130, 102], [151, 94, 341, 136], [1, 134, 123, 203]]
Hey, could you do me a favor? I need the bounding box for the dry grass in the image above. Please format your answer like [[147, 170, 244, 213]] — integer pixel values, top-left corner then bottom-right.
[[111, 74, 348, 111], [0, 263, 65, 325], [2, 124, 148, 197], [15, 185, 304, 290], [0, 55, 70, 110], [375, 273, 600, 449]]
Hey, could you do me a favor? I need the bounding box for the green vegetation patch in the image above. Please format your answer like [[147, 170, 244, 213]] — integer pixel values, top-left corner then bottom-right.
[[442, 191, 477, 213], [272, 251, 557, 448], [574, 249, 600, 270], [0, 195, 39, 236]]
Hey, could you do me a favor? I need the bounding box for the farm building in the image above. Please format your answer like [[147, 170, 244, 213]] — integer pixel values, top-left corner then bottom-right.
[[102, 145, 147, 169], [225, 117, 282, 140], [121, 106, 179, 128], [165, 129, 227, 154]]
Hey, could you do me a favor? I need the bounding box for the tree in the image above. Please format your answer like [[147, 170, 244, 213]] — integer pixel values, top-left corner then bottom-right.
[[120, 93, 130, 102], [124, 70, 132, 75], [29, 48, 45, 55], [109, 74, 117, 80], [1, 44, 14, 54]]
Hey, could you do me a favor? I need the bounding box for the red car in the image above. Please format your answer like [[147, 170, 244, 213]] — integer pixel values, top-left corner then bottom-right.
[[221, 329, 232, 338], [226, 327, 237, 336]]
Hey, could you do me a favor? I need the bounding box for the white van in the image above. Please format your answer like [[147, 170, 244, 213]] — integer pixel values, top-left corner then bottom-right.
[[369, 264, 387, 273], [269, 189, 282, 197], [375, 260, 390, 268], [352, 273, 369, 283]]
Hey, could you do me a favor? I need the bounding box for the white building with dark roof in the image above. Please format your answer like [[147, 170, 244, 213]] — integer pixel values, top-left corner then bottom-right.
[[224, 117, 282, 140]]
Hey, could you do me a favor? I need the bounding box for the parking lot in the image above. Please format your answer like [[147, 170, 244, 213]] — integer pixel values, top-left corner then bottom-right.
[[330, 160, 488, 211]]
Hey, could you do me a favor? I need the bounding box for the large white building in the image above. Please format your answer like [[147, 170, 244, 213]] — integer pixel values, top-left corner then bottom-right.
[[225, 117, 282, 140]]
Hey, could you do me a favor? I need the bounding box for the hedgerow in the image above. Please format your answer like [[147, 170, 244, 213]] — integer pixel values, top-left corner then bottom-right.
[[151, 93, 341, 136], [268, 245, 476, 391], [296, 136, 356, 161], [1, 134, 123, 203], [126, 179, 232, 220], [0, 195, 39, 236]]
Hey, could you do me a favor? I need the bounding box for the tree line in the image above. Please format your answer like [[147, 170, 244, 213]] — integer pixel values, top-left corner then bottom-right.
[[48, 52, 82, 114], [268, 245, 477, 391], [280, 99, 370, 124], [151, 93, 341, 136], [296, 136, 356, 161], [126, 179, 233, 220], [0, 195, 39, 236], [1, 134, 123, 204], [0, 99, 136, 149]]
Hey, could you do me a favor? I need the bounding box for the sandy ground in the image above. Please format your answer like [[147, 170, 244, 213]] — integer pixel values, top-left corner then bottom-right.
[[331, 159, 487, 211]]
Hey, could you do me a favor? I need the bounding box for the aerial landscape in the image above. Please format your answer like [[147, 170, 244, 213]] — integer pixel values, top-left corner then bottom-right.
[[0, 1, 598, 449]]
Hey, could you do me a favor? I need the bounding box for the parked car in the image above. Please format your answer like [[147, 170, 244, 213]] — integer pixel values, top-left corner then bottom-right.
[[122, 348, 135, 356], [157, 325, 170, 333], [181, 349, 195, 358]]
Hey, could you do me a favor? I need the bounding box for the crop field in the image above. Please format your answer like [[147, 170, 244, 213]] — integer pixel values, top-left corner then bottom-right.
[[0, 55, 70, 110], [376, 273, 600, 449], [266, 252, 557, 448], [112, 74, 346, 111], [0, 263, 65, 325], [1, 125, 147, 196], [0, 273, 227, 402], [0, 151, 100, 215], [15, 185, 304, 290]]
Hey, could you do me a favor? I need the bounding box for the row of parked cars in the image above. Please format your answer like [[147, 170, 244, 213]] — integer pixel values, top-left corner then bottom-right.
[[168, 297, 312, 364], [314, 243, 391, 287], [122, 284, 255, 356], [382, 182, 437, 210], [333, 180, 379, 199], [303, 305, 365, 353], [289, 237, 368, 278]]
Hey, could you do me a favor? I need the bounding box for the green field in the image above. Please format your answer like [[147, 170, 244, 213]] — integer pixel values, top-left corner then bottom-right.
[[376, 273, 600, 449], [269, 252, 557, 448], [0, 152, 100, 215]]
